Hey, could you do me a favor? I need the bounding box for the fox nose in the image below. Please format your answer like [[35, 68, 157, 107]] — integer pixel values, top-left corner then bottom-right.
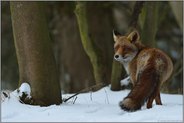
[[114, 55, 120, 59]]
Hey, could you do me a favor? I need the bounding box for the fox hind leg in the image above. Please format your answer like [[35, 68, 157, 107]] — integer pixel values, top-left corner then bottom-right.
[[147, 90, 157, 109], [147, 87, 162, 109], [147, 95, 155, 109], [155, 90, 162, 105]]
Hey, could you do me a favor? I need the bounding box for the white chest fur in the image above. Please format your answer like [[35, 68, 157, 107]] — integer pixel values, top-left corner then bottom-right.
[[122, 62, 129, 75]]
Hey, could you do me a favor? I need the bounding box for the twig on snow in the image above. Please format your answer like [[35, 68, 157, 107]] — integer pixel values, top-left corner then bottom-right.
[[63, 82, 107, 103]]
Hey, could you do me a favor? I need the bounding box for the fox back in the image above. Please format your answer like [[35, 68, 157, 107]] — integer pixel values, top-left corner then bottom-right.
[[113, 30, 173, 111]]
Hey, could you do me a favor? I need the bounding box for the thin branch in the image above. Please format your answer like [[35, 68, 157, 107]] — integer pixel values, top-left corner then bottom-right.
[[2, 92, 9, 98], [63, 82, 107, 103], [73, 96, 77, 104], [63, 92, 80, 103], [173, 67, 183, 78]]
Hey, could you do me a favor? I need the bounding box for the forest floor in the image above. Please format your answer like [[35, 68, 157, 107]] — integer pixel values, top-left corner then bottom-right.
[[1, 86, 183, 122]]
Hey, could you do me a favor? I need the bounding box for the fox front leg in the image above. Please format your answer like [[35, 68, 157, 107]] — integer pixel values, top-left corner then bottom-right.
[[120, 76, 130, 86]]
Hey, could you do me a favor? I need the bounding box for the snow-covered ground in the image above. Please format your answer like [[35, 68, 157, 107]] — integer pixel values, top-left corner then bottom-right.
[[1, 86, 183, 122]]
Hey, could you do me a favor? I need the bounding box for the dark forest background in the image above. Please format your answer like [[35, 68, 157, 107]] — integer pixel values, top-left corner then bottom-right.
[[1, 1, 183, 94]]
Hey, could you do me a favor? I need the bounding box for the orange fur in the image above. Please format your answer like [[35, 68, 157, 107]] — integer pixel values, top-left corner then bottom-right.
[[113, 30, 173, 111]]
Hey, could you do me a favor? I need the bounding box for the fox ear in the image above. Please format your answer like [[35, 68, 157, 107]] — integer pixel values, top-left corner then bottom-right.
[[113, 30, 121, 42], [127, 30, 140, 43]]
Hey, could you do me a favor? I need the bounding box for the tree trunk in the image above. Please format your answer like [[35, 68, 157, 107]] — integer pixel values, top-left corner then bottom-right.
[[49, 2, 95, 93], [140, 2, 159, 47], [75, 2, 109, 87], [169, 1, 183, 30], [87, 2, 114, 86], [110, 61, 123, 91], [10, 2, 61, 106]]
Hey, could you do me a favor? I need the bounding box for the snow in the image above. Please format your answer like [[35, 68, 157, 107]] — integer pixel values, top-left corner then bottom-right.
[[17, 82, 31, 97], [1, 86, 183, 122]]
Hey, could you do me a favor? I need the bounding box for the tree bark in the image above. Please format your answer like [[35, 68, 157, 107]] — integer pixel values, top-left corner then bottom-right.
[[10, 2, 61, 106], [87, 2, 114, 86], [169, 1, 183, 30], [140, 2, 159, 47], [75, 2, 109, 87], [49, 2, 95, 93], [110, 61, 123, 91]]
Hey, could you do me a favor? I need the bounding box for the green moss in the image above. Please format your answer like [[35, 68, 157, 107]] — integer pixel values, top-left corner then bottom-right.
[[75, 2, 106, 85]]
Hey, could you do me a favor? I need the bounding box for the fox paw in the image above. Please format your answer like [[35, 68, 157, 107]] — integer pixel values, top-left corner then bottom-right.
[[120, 76, 130, 86], [119, 98, 141, 112]]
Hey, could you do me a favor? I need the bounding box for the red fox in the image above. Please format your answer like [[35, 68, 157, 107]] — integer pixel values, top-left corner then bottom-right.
[[113, 30, 173, 111]]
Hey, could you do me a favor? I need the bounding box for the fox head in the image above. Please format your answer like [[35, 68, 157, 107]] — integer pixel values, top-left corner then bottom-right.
[[113, 30, 140, 63]]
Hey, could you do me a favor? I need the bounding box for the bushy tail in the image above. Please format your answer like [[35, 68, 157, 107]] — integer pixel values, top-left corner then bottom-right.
[[119, 67, 160, 112]]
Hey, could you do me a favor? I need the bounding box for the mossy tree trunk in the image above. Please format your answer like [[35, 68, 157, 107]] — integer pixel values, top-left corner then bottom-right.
[[86, 2, 114, 87], [110, 61, 123, 91], [75, 2, 110, 87], [140, 2, 160, 47], [169, 1, 183, 30], [10, 2, 61, 106]]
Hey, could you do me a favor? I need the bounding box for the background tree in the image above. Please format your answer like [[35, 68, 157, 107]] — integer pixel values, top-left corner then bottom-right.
[[48, 2, 114, 93], [48, 2, 95, 93], [86, 2, 114, 85], [1, 2, 19, 90], [140, 2, 159, 47], [10, 2, 61, 106], [75, 2, 113, 88], [169, 1, 183, 29]]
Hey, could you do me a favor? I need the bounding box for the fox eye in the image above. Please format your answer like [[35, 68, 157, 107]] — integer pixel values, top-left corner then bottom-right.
[[114, 45, 119, 51], [123, 46, 131, 51]]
